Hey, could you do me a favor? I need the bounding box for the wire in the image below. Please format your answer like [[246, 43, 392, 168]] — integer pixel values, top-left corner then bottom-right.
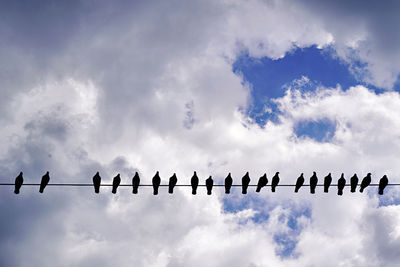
[[0, 183, 399, 187]]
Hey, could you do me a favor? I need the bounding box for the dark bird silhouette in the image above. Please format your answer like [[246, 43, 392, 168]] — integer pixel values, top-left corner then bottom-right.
[[360, 173, 371, 193], [191, 171, 199, 195], [256, 173, 268, 193], [132, 172, 140, 194], [168, 173, 178, 194], [93, 172, 101, 193], [323, 173, 332, 193], [152, 171, 161, 195], [294, 173, 304, 193], [337, 173, 346, 196], [39, 171, 50, 193], [14, 172, 23, 194], [350, 174, 359, 193], [271, 172, 280, 192], [225, 173, 233, 194], [112, 173, 121, 194], [206, 176, 214, 195], [309, 171, 318, 194], [241, 172, 250, 194], [378, 175, 388, 195]]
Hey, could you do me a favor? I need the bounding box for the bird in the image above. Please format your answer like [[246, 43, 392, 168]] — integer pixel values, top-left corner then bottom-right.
[[191, 171, 199, 195], [152, 171, 161, 195], [360, 173, 371, 193], [225, 173, 233, 194], [112, 173, 121, 194], [241, 172, 250, 194], [14, 172, 23, 194], [350, 174, 359, 193], [92, 172, 101, 193], [206, 176, 214, 195], [309, 171, 318, 194], [132, 172, 140, 194], [378, 175, 388, 195], [323, 173, 332, 193], [39, 171, 50, 193], [256, 173, 268, 193], [337, 173, 346, 196], [294, 173, 304, 193], [271, 172, 280, 192], [168, 173, 178, 194]]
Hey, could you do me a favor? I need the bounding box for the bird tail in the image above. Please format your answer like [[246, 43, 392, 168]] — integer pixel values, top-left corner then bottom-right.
[[39, 187, 44, 193], [378, 188, 384, 195], [310, 188, 315, 194], [324, 187, 328, 193], [192, 188, 197, 195], [271, 186, 276, 193], [338, 190, 343, 196], [153, 188, 159, 195], [255, 186, 261, 193], [207, 189, 212, 195], [242, 188, 247, 194], [225, 188, 230, 194], [14, 189, 20, 194], [360, 187, 364, 193], [350, 187, 356, 193], [112, 188, 117, 194], [294, 188, 299, 193], [94, 186, 100, 194], [132, 187, 138, 194], [168, 187, 174, 194]]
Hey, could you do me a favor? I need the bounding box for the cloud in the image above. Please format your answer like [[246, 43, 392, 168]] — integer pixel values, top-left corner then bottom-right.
[[1, 0, 400, 266]]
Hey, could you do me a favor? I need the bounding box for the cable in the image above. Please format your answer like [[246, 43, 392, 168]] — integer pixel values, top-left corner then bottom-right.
[[0, 183, 399, 187]]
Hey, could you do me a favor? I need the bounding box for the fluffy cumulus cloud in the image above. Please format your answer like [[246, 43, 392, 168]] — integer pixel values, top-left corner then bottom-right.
[[1, 0, 400, 266]]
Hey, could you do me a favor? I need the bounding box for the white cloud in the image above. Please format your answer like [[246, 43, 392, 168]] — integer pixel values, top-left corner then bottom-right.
[[1, 0, 400, 266]]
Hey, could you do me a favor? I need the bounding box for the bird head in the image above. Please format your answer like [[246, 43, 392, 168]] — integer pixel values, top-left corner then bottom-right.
[[341, 173, 344, 178], [300, 173, 304, 177], [117, 173, 120, 178], [20, 171, 23, 175], [172, 173, 176, 178], [276, 172, 279, 175], [46, 171, 49, 175], [313, 171, 316, 175], [96, 171, 99, 175], [367, 173, 371, 177]]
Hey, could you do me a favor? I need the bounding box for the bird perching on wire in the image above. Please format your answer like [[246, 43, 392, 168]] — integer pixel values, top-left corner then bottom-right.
[[39, 171, 50, 193], [14, 172, 23, 194], [323, 173, 332, 193]]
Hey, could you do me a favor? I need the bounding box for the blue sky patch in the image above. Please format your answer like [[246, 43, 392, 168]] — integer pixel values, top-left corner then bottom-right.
[[294, 119, 337, 142], [233, 45, 384, 129]]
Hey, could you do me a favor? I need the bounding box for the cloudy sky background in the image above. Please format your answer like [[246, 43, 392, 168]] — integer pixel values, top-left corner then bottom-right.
[[1, 0, 400, 266]]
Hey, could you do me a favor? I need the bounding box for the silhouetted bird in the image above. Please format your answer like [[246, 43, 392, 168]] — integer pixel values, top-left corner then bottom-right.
[[378, 175, 388, 195], [256, 173, 268, 193], [271, 172, 280, 193], [168, 173, 178, 194], [360, 173, 371, 193], [323, 173, 332, 193], [206, 176, 214, 195], [294, 173, 304, 193], [152, 171, 161, 195], [242, 172, 250, 194], [225, 173, 233, 194], [310, 171, 318, 194], [39, 171, 50, 193], [14, 172, 23, 194], [337, 173, 346, 196], [112, 173, 121, 194], [93, 172, 101, 193], [350, 174, 358, 193], [132, 172, 140, 194], [191, 171, 199, 195]]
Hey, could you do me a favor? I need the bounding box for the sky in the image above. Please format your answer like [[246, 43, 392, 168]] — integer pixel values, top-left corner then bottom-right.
[[1, 0, 400, 266]]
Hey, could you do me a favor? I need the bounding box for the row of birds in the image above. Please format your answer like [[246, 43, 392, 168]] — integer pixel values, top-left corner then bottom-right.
[[13, 171, 389, 195]]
